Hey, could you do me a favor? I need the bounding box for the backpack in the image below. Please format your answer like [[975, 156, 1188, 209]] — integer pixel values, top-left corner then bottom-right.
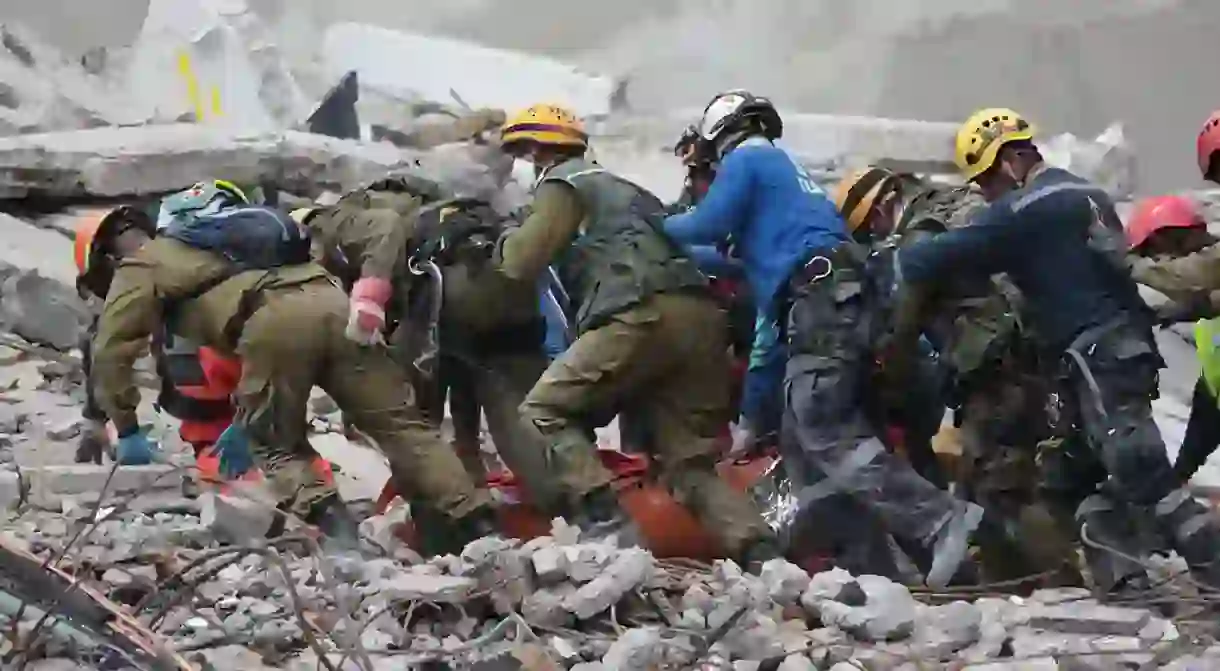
[[161, 205, 312, 270]]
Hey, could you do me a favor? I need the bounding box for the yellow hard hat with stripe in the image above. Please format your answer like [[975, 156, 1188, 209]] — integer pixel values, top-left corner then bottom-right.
[[500, 104, 588, 153], [954, 108, 1037, 181], [831, 167, 900, 233]]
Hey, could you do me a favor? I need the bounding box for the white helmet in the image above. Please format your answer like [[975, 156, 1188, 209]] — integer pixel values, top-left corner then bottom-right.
[[697, 90, 783, 149]]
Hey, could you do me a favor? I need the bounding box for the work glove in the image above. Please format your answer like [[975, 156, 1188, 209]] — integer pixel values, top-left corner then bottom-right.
[[74, 419, 111, 465], [115, 427, 159, 466], [345, 277, 393, 346], [214, 423, 256, 479]]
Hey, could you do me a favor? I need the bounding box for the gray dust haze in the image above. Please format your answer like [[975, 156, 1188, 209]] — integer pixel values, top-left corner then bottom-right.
[[4, 0, 1218, 191]]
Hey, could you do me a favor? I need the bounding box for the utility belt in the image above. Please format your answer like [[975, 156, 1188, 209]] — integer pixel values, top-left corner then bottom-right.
[[1055, 312, 1162, 421]]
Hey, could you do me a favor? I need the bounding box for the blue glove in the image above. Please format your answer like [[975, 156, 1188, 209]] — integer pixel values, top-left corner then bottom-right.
[[116, 428, 158, 466], [214, 423, 256, 479]]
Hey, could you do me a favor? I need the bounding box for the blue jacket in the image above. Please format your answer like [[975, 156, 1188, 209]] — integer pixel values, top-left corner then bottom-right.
[[664, 137, 848, 316], [898, 166, 1146, 351]]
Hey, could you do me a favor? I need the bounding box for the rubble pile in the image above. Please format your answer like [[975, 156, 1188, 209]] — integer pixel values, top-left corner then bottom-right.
[[0, 495, 1209, 670]]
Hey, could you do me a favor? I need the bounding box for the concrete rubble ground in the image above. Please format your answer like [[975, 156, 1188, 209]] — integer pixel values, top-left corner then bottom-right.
[[0, 2, 1217, 670]]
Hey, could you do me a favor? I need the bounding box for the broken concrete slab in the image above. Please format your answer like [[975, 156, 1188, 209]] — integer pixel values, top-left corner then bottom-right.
[[1024, 602, 1152, 636], [0, 124, 419, 199], [22, 463, 180, 507]]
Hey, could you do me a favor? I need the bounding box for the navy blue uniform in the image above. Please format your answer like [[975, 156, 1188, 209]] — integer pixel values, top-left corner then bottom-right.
[[901, 165, 1220, 592]]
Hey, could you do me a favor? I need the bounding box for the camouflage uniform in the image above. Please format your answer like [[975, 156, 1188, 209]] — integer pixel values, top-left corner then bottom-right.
[[495, 158, 777, 561], [1130, 243, 1220, 482], [892, 183, 1082, 585], [91, 237, 495, 544], [305, 182, 566, 514]]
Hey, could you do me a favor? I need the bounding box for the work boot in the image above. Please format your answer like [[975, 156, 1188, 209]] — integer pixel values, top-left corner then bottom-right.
[[739, 535, 784, 574], [413, 501, 501, 557], [305, 494, 362, 552], [1076, 494, 1155, 600], [572, 486, 642, 549], [1157, 488, 1220, 593], [921, 500, 984, 589]]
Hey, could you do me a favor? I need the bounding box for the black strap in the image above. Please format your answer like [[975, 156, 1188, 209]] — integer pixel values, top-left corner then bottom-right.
[[840, 168, 894, 223]]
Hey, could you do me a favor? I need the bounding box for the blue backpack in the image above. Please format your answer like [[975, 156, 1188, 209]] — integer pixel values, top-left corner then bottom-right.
[[161, 205, 312, 270]]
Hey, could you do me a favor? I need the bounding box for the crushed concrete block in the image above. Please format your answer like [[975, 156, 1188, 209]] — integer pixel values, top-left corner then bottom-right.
[[531, 544, 570, 584], [564, 543, 612, 583], [800, 567, 856, 614], [382, 571, 476, 604], [563, 548, 654, 620], [814, 575, 918, 642], [759, 558, 810, 606], [200, 492, 275, 543], [960, 660, 1058, 670], [1024, 603, 1152, 636], [601, 627, 663, 671], [914, 601, 981, 656], [519, 583, 575, 629]]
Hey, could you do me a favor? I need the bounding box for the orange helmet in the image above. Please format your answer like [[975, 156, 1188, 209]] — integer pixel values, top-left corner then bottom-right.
[[74, 205, 154, 278], [1124, 194, 1205, 251]]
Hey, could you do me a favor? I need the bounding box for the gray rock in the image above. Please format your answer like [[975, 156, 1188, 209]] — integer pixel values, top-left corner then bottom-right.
[[0, 270, 88, 351], [531, 543, 570, 584], [200, 492, 275, 543], [601, 627, 663, 671], [563, 548, 654, 620], [759, 558, 811, 606], [799, 567, 856, 615], [914, 601, 981, 656], [522, 584, 577, 628], [814, 575, 918, 642]]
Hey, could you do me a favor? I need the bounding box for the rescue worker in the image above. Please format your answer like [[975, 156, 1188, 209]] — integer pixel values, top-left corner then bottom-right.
[[493, 103, 780, 567], [291, 174, 568, 518], [890, 108, 1220, 595], [834, 167, 1082, 586], [663, 90, 980, 588], [1197, 110, 1220, 185], [87, 180, 498, 551], [671, 122, 779, 455], [1124, 194, 1220, 483]]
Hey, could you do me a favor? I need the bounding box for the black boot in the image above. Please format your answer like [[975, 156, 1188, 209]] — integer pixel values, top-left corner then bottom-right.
[[305, 494, 362, 552], [1157, 488, 1220, 592], [1076, 494, 1156, 599], [739, 535, 784, 574], [572, 486, 642, 549]]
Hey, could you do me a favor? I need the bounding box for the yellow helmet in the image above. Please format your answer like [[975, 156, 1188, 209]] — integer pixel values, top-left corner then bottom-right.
[[832, 167, 899, 233], [500, 104, 588, 153], [289, 208, 316, 226], [954, 108, 1037, 181]]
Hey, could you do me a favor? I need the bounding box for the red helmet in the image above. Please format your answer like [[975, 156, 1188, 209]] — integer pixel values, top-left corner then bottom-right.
[[1125, 194, 1205, 250], [1197, 111, 1220, 179]]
